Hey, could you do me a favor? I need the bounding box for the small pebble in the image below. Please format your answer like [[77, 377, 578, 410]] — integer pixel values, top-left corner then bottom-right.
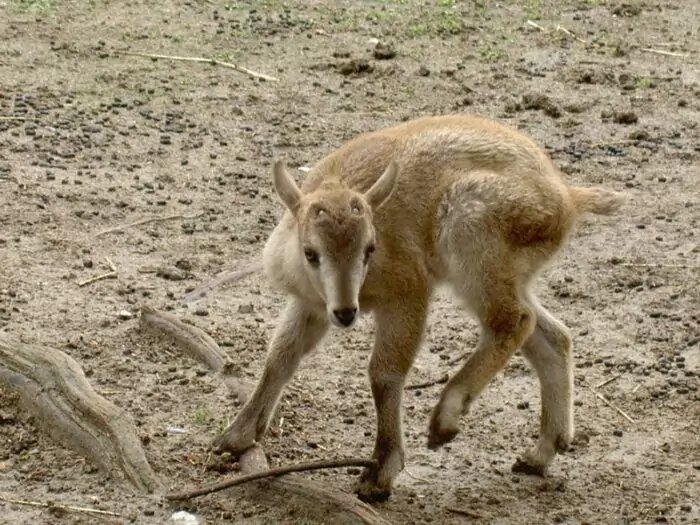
[[117, 310, 133, 320], [238, 304, 255, 314]]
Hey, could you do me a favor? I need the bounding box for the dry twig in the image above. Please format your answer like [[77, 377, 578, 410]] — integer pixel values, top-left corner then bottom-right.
[[526, 19, 546, 32], [616, 263, 696, 269], [640, 48, 689, 58], [0, 116, 40, 121], [167, 457, 377, 500], [587, 383, 635, 424], [182, 264, 263, 303], [446, 506, 483, 519], [78, 271, 117, 287], [556, 25, 587, 44], [117, 50, 279, 82], [0, 494, 120, 518], [104, 256, 117, 273], [405, 373, 449, 390], [95, 212, 204, 237], [596, 374, 622, 389]]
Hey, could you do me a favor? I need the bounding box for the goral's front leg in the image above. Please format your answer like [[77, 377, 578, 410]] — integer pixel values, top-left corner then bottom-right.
[[213, 298, 327, 455], [355, 299, 427, 502]]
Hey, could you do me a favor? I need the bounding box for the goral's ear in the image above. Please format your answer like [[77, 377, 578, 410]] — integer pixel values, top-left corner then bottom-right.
[[365, 161, 399, 210], [272, 160, 302, 215]]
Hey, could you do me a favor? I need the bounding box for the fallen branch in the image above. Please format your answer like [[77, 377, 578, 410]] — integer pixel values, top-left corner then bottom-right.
[[95, 212, 204, 238], [200, 446, 390, 525], [140, 305, 252, 401], [117, 50, 279, 82], [0, 494, 121, 518], [405, 373, 449, 390], [182, 264, 263, 303], [0, 335, 161, 493], [78, 271, 117, 287], [167, 457, 376, 500], [640, 48, 689, 58]]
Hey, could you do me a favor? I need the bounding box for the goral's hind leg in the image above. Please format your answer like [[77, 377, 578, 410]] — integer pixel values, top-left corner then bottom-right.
[[512, 297, 573, 475], [428, 283, 535, 448]]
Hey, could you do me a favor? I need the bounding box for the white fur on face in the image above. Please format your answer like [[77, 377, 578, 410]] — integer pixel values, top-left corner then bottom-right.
[[318, 258, 366, 327]]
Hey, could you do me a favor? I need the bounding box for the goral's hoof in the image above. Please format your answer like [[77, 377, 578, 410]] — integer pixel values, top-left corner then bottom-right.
[[211, 426, 256, 456], [354, 467, 392, 503], [511, 457, 547, 476], [427, 412, 459, 450], [355, 482, 392, 503]]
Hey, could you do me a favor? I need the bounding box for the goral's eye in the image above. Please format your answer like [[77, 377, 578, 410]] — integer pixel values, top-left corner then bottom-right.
[[304, 248, 320, 266], [363, 244, 376, 265]]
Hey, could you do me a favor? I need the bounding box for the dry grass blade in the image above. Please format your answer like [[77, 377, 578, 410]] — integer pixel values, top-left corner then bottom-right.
[[117, 50, 280, 81]]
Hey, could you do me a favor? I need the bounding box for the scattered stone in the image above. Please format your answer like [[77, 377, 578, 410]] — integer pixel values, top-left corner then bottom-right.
[[373, 42, 396, 60], [238, 304, 254, 314], [193, 308, 209, 317], [417, 65, 430, 76], [611, 3, 642, 16], [613, 111, 638, 125], [516, 401, 529, 410], [338, 59, 373, 76], [613, 429, 623, 437], [629, 129, 650, 140], [117, 310, 133, 320], [157, 266, 187, 281], [522, 93, 561, 118], [169, 511, 200, 525]]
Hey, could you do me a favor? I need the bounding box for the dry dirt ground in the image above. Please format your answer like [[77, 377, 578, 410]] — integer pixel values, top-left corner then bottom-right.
[[1, 1, 699, 524]]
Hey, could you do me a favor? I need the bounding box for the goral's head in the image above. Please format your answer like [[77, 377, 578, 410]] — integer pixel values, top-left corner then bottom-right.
[[271, 160, 398, 328]]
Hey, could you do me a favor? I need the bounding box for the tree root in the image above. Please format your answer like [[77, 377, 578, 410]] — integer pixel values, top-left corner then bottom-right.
[[0, 334, 161, 493], [145, 306, 392, 524], [139, 305, 252, 402]]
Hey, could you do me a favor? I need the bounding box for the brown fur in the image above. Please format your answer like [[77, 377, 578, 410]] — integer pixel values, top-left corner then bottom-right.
[[214, 115, 623, 501]]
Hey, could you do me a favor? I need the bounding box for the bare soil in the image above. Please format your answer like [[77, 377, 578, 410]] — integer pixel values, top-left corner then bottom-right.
[[1, 1, 698, 524]]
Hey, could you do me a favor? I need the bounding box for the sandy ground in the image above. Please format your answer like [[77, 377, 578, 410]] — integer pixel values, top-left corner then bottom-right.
[[0, 1, 698, 523]]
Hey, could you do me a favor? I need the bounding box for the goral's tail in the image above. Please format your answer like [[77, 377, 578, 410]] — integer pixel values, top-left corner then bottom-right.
[[568, 186, 625, 216]]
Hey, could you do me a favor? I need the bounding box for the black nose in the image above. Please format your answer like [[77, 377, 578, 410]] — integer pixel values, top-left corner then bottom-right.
[[333, 308, 357, 327]]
